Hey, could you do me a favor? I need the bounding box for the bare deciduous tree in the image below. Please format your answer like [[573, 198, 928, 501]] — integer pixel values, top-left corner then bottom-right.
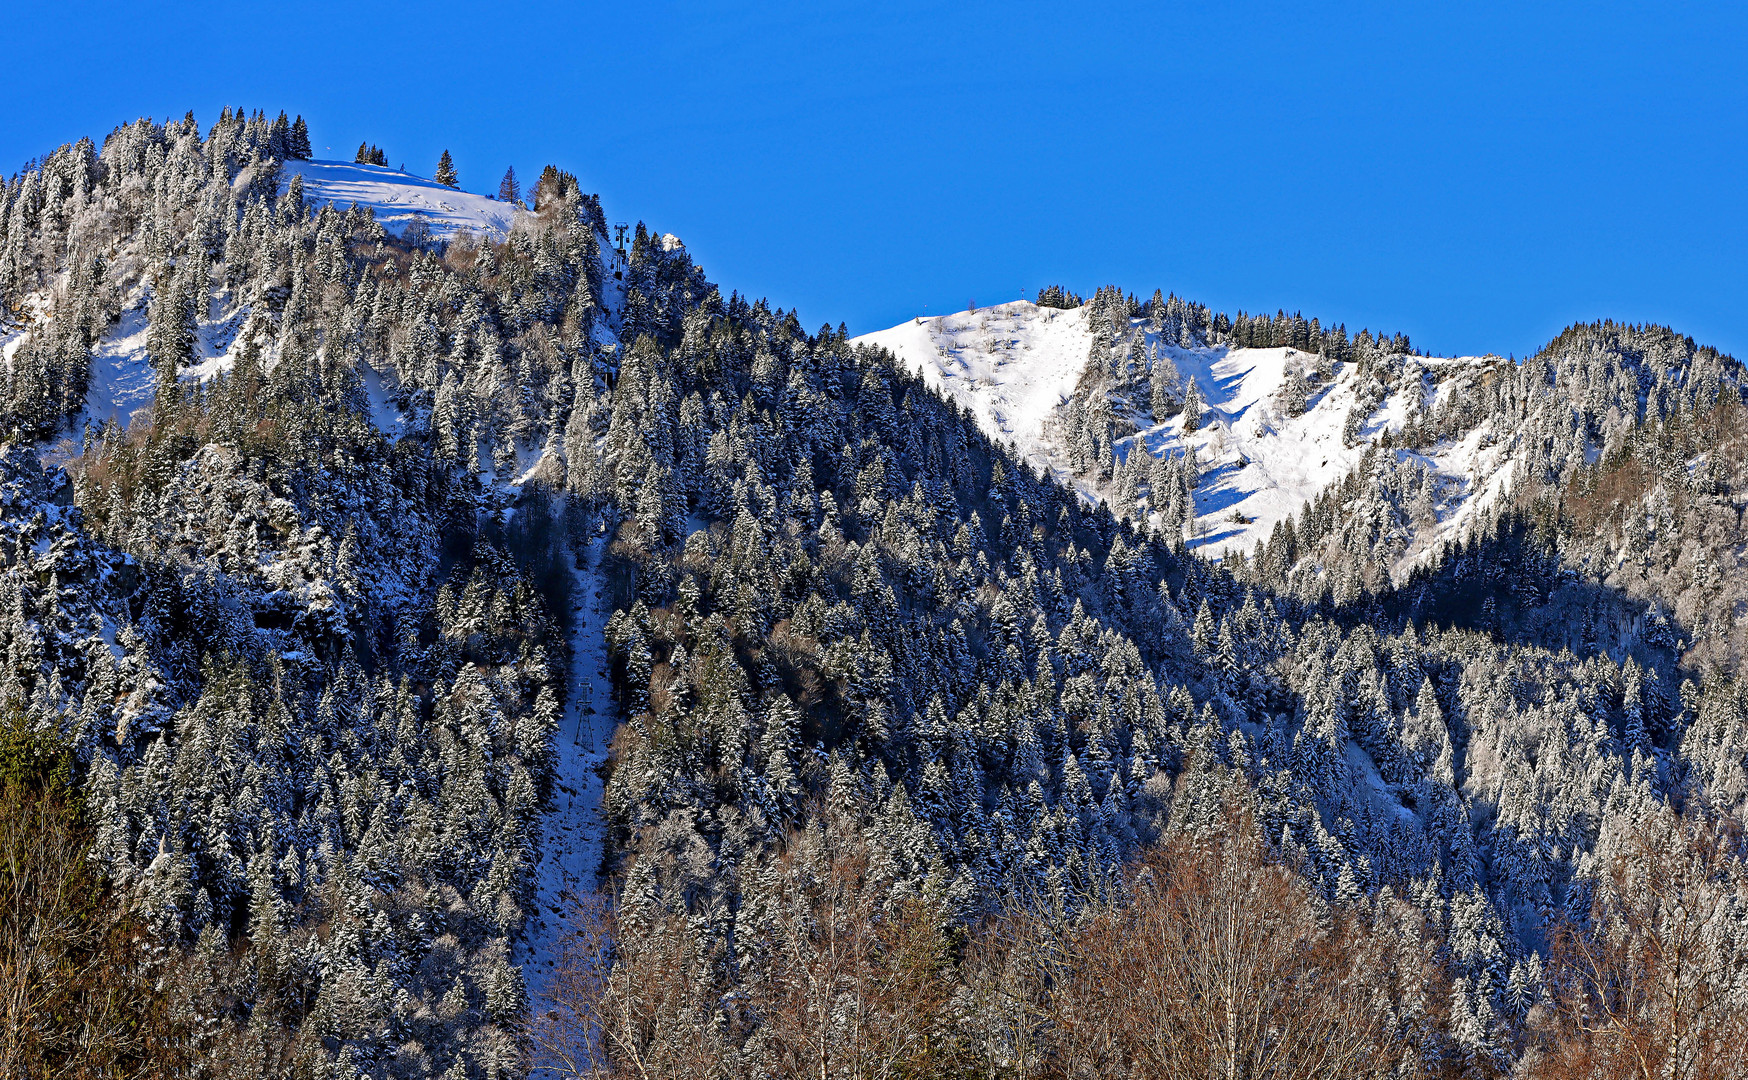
[[1051, 806, 1407, 1080], [0, 723, 181, 1079], [1527, 808, 1748, 1080], [745, 827, 958, 1080], [532, 892, 729, 1080]]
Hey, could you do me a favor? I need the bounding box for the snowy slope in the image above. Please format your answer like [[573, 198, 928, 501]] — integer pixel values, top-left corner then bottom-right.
[[27, 281, 257, 466], [859, 303, 1092, 458], [82, 300, 154, 428], [1144, 343, 1381, 555], [283, 160, 522, 239], [855, 302, 1515, 566], [1134, 346, 1513, 562], [519, 531, 614, 1009]]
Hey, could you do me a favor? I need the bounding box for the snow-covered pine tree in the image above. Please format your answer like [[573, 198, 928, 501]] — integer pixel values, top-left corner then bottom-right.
[[1181, 375, 1203, 433]]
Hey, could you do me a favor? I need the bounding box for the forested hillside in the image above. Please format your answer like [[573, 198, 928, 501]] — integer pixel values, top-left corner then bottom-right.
[[2, 110, 1747, 1079]]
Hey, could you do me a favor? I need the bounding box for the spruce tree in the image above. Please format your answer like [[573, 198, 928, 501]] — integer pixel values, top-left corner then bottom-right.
[[1150, 356, 1177, 421], [497, 166, 520, 204], [288, 115, 311, 159], [435, 150, 459, 188], [1181, 377, 1203, 433], [1280, 363, 1311, 417], [268, 111, 291, 160]]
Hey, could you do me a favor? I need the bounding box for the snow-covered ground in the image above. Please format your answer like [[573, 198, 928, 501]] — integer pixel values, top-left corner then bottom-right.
[[83, 299, 155, 429], [519, 531, 614, 1009], [855, 301, 1514, 566], [1143, 343, 1380, 555], [1132, 348, 1514, 564], [858, 303, 1093, 459], [283, 160, 522, 240]]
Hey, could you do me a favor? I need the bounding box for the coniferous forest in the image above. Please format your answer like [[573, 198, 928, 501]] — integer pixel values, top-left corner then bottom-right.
[[4, 111, 1748, 1079]]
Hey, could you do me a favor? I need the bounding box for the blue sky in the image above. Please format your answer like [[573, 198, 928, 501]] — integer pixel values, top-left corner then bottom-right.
[[6, 2, 1744, 359]]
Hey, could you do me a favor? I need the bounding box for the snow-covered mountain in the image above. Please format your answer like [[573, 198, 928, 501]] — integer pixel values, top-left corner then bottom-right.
[[856, 300, 1517, 570], [32, 169, 632, 463], [282, 159, 523, 239], [12, 111, 1748, 1078]]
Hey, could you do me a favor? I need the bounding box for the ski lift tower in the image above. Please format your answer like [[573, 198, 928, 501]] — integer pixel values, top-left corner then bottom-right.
[[613, 222, 629, 258]]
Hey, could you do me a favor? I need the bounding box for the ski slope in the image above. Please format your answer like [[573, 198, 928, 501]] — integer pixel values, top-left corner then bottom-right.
[[856, 301, 1515, 565], [519, 530, 614, 1014], [283, 160, 522, 239]]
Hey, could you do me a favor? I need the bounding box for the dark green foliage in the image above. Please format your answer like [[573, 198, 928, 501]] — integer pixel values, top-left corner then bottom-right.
[[1035, 284, 1082, 309]]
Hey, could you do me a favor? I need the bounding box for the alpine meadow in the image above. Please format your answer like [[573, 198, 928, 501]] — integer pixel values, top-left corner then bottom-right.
[[5, 107, 1748, 1080]]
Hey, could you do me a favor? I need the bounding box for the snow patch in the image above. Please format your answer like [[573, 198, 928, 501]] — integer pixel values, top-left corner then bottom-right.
[[84, 293, 156, 429], [361, 365, 410, 435], [856, 303, 1516, 562], [283, 160, 523, 240], [72, 284, 256, 439]]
